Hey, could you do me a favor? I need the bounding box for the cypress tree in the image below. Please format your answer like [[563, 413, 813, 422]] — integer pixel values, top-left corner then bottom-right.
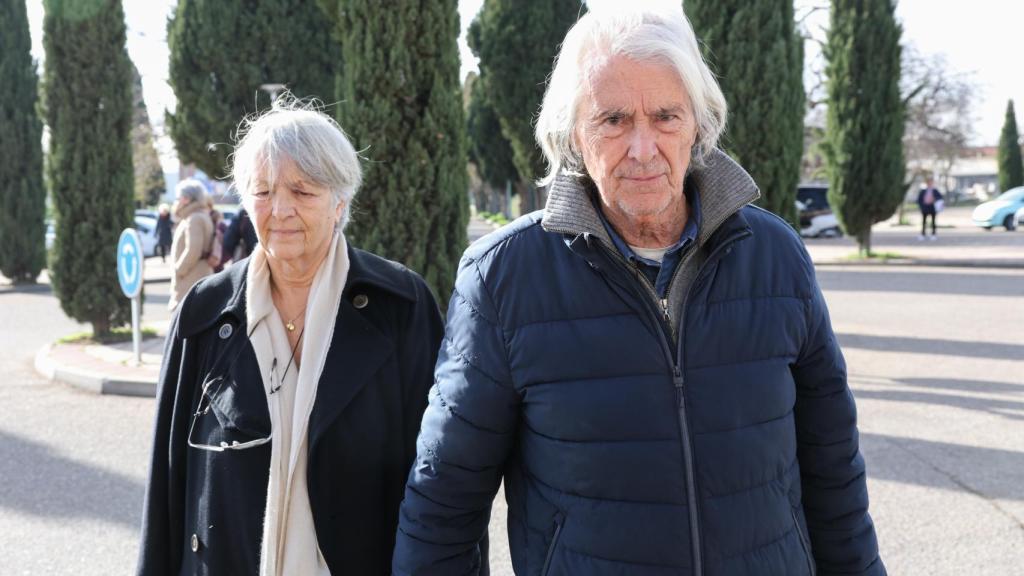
[[130, 61, 166, 206], [0, 0, 46, 283], [823, 0, 904, 256], [167, 0, 340, 178], [467, 74, 519, 210], [688, 0, 805, 226], [468, 0, 584, 211], [43, 0, 134, 336], [319, 0, 468, 306], [997, 99, 1023, 192]]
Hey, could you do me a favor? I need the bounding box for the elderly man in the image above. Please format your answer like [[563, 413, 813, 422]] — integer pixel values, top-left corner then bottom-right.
[[394, 5, 884, 576]]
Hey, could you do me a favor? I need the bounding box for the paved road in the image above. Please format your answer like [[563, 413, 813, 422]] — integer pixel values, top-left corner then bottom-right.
[[0, 264, 170, 575], [2, 253, 1022, 574]]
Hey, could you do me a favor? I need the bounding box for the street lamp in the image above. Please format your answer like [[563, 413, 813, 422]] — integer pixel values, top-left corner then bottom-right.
[[259, 83, 287, 104]]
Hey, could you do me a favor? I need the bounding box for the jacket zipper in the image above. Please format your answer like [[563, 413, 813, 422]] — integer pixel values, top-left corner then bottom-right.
[[791, 509, 817, 576], [541, 513, 565, 576], [671, 230, 750, 576], [569, 227, 749, 576], [611, 229, 749, 576]]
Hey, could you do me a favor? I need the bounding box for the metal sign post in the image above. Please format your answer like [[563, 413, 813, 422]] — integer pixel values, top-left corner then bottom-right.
[[117, 229, 145, 366]]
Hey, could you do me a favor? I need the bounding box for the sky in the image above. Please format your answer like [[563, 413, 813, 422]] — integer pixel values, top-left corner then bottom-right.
[[24, 0, 1021, 172]]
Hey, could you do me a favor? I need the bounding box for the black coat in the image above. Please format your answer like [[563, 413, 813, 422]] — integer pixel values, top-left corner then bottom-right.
[[136, 244, 444, 575], [156, 214, 173, 246], [223, 209, 259, 260], [917, 187, 943, 213]]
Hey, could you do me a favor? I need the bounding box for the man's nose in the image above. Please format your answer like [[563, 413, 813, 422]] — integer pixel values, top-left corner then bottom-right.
[[627, 123, 658, 164]]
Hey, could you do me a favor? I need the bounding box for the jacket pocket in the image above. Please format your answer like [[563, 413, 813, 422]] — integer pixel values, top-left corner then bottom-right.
[[540, 512, 565, 576], [791, 508, 817, 576]]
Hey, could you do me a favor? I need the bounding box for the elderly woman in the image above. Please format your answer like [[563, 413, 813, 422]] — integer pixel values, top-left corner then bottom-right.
[[168, 180, 215, 310], [137, 103, 444, 575]]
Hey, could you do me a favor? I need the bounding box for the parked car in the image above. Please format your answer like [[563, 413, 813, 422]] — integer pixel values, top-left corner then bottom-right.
[[1015, 204, 1024, 228], [972, 187, 1024, 231], [43, 217, 158, 255], [133, 215, 160, 257], [796, 185, 842, 238]]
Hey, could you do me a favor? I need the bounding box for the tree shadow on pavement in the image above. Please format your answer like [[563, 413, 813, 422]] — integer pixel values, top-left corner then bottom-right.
[[838, 332, 1024, 362], [143, 293, 170, 306], [0, 430, 144, 529], [0, 285, 53, 297], [860, 432, 1024, 503], [891, 377, 1024, 396], [853, 388, 1024, 422], [816, 269, 1024, 297]]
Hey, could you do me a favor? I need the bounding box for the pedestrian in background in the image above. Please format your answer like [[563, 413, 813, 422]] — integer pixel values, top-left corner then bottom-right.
[[394, 4, 885, 576], [155, 203, 173, 263], [917, 177, 944, 241], [223, 206, 259, 264], [205, 197, 227, 273], [168, 179, 214, 310], [137, 100, 447, 576]]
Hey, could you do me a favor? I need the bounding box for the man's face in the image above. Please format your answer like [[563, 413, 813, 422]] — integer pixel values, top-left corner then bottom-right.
[[574, 55, 698, 227]]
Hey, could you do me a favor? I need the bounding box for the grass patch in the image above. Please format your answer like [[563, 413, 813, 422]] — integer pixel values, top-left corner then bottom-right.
[[57, 326, 159, 345], [478, 211, 511, 227], [842, 251, 909, 262]]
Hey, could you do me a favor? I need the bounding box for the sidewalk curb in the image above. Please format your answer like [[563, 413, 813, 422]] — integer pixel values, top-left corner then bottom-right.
[[811, 258, 1024, 269], [34, 343, 157, 398]]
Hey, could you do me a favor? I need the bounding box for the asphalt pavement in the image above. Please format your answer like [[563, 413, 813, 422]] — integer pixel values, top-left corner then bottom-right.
[[2, 210, 1022, 575]]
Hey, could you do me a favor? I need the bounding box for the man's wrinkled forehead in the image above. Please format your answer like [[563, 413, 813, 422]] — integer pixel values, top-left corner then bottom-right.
[[577, 53, 690, 115]]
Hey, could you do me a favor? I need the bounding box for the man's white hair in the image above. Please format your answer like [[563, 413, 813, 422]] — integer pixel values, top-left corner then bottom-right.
[[535, 2, 728, 185], [230, 95, 363, 230]]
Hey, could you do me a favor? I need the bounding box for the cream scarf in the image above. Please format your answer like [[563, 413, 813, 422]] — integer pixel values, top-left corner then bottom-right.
[[245, 232, 349, 576]]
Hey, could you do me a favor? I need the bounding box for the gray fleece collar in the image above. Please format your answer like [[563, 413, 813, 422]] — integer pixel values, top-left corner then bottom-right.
[[541, 148, 761, 248]]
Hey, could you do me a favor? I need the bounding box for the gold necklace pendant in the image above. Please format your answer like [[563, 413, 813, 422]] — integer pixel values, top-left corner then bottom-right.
[[286, 321, 296, 332]]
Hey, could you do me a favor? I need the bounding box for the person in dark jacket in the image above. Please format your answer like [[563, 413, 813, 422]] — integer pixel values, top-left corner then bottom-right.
[[917, 177, 944, 240], [137, 99, 445, 575], [223, 206, 259, 263], [394, 5, 885, 576], [155, 203, 173, 262]]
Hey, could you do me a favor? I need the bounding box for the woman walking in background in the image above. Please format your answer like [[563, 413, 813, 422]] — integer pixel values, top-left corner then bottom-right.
[[168, 179, 214, 310]]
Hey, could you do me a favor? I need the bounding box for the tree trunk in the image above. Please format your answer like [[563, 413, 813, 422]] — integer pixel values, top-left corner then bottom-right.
[[92, 317, 111, 339], [857, 230, 872, 257]]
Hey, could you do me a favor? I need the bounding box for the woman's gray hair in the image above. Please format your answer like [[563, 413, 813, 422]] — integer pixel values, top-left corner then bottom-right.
[[175, 179, 208, 203], [535, 3, 728, 185], [230, 94, 363, 230]]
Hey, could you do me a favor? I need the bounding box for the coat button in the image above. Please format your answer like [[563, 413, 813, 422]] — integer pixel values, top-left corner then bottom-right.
[[353, 294, 369, 309], [218, 323, 233, 339], [191, 533, 199, 552]]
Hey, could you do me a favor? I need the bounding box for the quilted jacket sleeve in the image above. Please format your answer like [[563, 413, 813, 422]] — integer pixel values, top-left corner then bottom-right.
[[791, 278, 886, 576], [393, 257, 521, 576]]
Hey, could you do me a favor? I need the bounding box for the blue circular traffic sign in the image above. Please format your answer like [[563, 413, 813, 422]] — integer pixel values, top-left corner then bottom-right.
[[117, 228, 144, 298]]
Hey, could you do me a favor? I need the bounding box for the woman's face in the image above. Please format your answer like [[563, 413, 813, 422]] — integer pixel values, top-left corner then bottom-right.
[[248, 158, 343, 266]]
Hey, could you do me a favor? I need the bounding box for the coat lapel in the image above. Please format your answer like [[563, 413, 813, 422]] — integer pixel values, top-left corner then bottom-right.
[[307, 297, 394, 450]]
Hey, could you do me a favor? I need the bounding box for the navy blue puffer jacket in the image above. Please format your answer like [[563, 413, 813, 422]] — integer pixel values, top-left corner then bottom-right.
[[394, 162, 884, 576]]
